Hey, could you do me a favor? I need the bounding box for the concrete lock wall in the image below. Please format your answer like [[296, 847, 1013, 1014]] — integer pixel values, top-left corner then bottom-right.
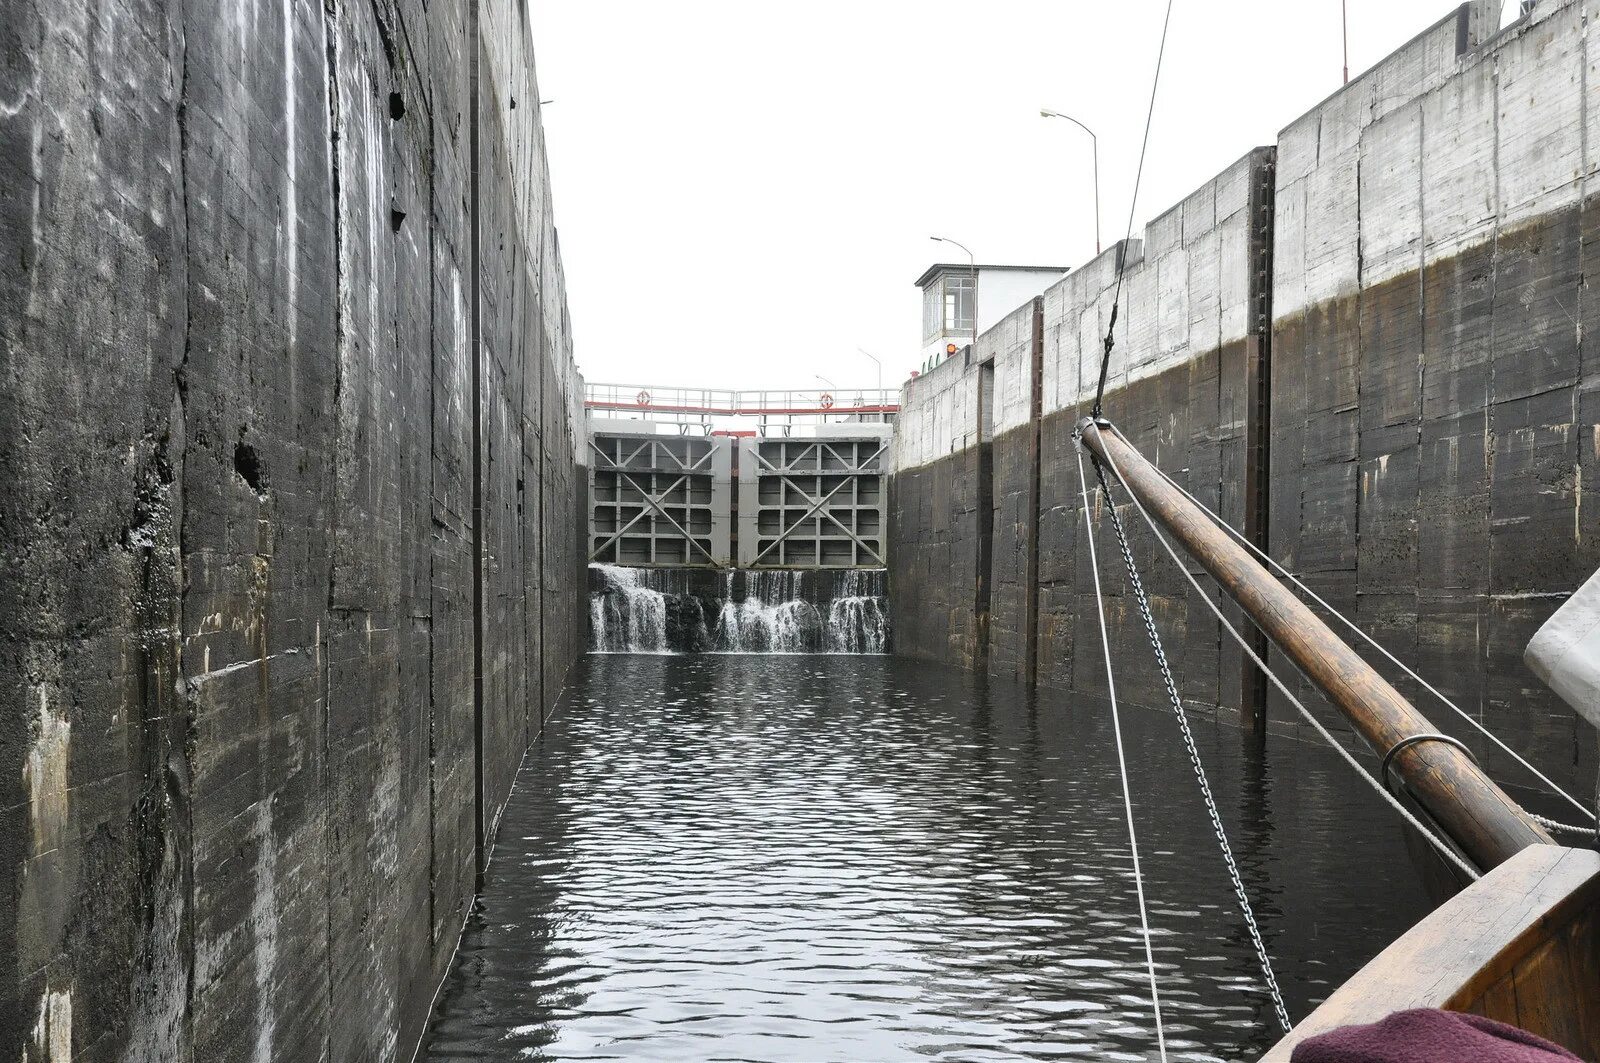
[[0, 2, 586, 1060], [890, 0, 1600, 797], [893, 146, 1274, 698]]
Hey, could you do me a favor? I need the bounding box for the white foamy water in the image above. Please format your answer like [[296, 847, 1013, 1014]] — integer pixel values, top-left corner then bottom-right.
[[590, 565, 888, 654], [588, 564, 669, 653]]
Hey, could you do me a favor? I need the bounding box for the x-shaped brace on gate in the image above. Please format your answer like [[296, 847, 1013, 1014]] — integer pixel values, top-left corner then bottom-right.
[[750, 442, 886, 566]]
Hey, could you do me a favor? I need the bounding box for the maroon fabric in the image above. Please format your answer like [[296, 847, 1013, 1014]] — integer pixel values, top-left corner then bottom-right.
[[1291, 1008, 1582, 1063]]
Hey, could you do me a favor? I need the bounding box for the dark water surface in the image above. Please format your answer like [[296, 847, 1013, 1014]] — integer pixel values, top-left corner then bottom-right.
[[421, 655, 1432, 1062]]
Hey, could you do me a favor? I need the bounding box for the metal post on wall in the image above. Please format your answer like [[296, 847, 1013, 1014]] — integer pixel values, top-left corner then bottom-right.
[[1023, 297, 1045, 688], [1241, 150, 1275, 748]]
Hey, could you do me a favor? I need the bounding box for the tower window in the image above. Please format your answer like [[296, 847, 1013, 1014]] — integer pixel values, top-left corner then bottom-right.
[[942, 274, 975, 333]]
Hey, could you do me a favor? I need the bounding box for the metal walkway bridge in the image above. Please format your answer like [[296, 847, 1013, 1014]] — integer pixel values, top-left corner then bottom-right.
[[585, 382, 897, 569], [585, 382, 899, 431]]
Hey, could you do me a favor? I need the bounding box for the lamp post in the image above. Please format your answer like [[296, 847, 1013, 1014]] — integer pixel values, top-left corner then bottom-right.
[[929, 235, 977, 359], [1341, 0, 1349, 85], [856, 348, 882, 393], [1040, 109, 1101, 255]]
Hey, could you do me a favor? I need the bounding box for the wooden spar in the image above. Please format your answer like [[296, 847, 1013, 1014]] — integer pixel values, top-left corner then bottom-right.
[[1078, 418, 1553, 872]]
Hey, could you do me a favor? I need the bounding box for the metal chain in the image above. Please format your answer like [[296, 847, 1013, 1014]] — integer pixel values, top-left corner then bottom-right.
[[1089, 455, 1294, 1034], [1075, 447, 1171, 1059], [1092, 428, 1483, 884]]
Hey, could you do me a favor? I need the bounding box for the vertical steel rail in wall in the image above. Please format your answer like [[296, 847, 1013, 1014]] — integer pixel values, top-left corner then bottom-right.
[[1023, 297, 1045, 688], [974, 353, 995, 667], [468, 0, 487, 890], [1241, 149, 1275, 744]]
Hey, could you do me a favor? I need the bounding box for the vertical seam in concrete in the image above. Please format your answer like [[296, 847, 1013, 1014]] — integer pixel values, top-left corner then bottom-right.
[[1415, 95, 1428, 705], [537, 280, 547, 728], [424, 47, 439, 949], [1485, 49, 1502, 699], [468, 0, 487, 891], [1215, 271, 1226, 720], [1353, 146, 1366, 642], [174, 10, 199, 1046], [1576, 7, 1590, 569], [319, 4, 344, 1045]]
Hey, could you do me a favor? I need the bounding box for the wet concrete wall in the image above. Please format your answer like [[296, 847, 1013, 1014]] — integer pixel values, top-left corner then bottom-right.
[[0, 2, 586, 1060], [891, 0, 1600, 798], [1269, 0, 1600, 788], [892, 148, 1274, 726]]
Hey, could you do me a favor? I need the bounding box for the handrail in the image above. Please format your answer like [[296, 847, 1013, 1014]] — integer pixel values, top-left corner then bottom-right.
[[1078, 417, 1553, 872], [583, 382, 901, 417]]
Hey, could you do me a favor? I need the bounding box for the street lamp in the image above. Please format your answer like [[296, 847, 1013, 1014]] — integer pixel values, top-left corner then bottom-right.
[[1341, 0, 1349, 85], [856, 348, 882, 393], [929, 235, 977, 359], [1040, 109, 1101, 255]]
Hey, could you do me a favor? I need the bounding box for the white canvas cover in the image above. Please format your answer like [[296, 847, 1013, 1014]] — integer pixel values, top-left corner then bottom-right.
[[1526, 566, 1600, 729]]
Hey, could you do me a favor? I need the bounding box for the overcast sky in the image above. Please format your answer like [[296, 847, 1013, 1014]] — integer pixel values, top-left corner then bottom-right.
[[529, 1, 1520, 394]]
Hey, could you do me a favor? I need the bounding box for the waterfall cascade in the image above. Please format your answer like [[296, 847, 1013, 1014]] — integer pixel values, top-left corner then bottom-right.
[[588, 565, 670, 653], [827, 569, 890, 654], [589, 565, 889, 654]]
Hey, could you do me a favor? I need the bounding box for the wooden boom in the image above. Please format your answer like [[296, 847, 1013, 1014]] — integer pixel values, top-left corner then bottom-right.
[[1078, 418, 1553, 872]]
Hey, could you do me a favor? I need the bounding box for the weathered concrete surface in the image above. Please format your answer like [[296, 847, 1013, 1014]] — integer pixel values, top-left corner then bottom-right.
[[888, 445, 988, 667], [893, 149, 1275, 724], [1269, 0, 1600, 788], [0, 1, 585, 1060], [890, 0, 1600, 803]]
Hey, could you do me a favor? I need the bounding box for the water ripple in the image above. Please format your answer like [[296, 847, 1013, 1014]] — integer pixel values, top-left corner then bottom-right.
[[421, 655, 1433, 1062]]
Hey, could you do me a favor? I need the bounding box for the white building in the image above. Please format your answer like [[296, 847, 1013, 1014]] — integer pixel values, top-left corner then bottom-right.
[[914, 263, 1070, 372]]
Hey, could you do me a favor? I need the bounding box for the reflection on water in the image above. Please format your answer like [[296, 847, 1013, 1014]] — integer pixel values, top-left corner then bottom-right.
[[421, 655, 1432, 1062]]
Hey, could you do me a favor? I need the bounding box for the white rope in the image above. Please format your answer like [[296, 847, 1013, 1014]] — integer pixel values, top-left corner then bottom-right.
[[1532, 812, 1599, 839], [1089, 427, 1483, 882], [1074, 445, 1170, 1062], [1110, 422, 1596, 827]]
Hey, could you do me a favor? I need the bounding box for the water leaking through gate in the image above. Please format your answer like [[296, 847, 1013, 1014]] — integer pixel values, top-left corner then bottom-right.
[[588, 564, 890, 654]]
